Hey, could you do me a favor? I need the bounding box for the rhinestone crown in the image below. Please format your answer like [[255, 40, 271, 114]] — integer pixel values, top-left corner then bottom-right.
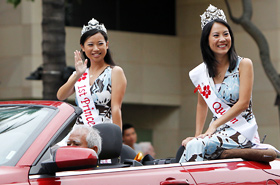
[[200, 4, 227, 30], [81, 18, 107, 35]]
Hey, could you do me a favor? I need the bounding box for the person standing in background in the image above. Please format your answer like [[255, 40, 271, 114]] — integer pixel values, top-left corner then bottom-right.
[[122, 123, 142, 153]]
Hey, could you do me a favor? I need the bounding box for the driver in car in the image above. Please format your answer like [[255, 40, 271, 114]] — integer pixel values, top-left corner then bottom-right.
[[67, 125, 102, 156]]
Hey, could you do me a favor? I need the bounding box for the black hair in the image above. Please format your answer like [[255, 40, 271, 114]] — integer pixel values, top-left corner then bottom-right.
[[80, 29, 116, 68], [200, 19, 238, 77], [122, 123, 134, 136]]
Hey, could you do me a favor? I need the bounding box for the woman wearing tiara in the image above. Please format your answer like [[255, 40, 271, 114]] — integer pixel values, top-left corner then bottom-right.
[[180, 4, 264, 162], [57, 18, 127, 129]]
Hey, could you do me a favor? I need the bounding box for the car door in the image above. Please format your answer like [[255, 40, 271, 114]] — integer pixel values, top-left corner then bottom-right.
[[29, 163, 196, 185], [181, 158, 280, 184]]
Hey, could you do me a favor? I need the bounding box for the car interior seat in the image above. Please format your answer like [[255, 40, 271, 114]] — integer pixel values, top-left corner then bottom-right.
[[93, 123, 141, 168], [175, 145, 185, 163], [120, 144, 137, 163], [92, 123, 123, 166]]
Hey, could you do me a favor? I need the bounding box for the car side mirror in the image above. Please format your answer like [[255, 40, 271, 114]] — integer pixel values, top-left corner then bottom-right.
[[41, 146, 98, 175]]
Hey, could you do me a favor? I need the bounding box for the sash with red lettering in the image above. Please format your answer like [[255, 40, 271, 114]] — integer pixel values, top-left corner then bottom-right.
[[74, 69, 101, 126], [189, 63, 259, 143]]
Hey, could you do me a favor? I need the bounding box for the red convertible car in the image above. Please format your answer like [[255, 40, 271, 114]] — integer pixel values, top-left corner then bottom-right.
[[1, 100, 280, 185]]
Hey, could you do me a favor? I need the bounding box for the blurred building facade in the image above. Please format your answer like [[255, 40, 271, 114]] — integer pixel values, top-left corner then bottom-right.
[[0, 0, 279, 158]]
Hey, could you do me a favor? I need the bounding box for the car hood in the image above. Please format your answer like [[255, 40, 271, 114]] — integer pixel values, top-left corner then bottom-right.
[[0, 166, 30, 184]]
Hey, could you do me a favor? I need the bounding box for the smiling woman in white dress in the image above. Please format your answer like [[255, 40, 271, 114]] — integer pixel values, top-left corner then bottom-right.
[[57, 18, 127, 130], [180, 5, 260, 162]]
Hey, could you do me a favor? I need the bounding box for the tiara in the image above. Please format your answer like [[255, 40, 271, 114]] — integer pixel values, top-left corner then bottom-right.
[[200, 4, 227, 30], [81, 18, 107, 35]]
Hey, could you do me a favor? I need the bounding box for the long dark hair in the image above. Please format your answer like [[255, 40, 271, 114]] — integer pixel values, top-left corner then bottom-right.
[[200, 19, 237, 77], [80, 29, 116, 68]]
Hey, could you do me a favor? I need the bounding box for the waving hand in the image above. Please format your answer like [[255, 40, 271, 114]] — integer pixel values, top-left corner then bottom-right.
[[74, 50, 88, 77]]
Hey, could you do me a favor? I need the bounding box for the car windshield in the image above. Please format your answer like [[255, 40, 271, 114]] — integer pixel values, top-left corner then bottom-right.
[[0, 105, 55, 166]]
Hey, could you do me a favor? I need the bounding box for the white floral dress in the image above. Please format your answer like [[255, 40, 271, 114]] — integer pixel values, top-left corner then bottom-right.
[[180, 57, 256, 162], [76, 66, 113, 124]]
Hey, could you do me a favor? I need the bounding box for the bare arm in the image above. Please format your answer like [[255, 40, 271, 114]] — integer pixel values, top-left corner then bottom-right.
[[182, 93, 208, 146], [195, 93, 208, 137], [57, 73, 79, 100], [57, 50, 88, 100], [111, 66, 127, 130], [203, 58, 254, 136]]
